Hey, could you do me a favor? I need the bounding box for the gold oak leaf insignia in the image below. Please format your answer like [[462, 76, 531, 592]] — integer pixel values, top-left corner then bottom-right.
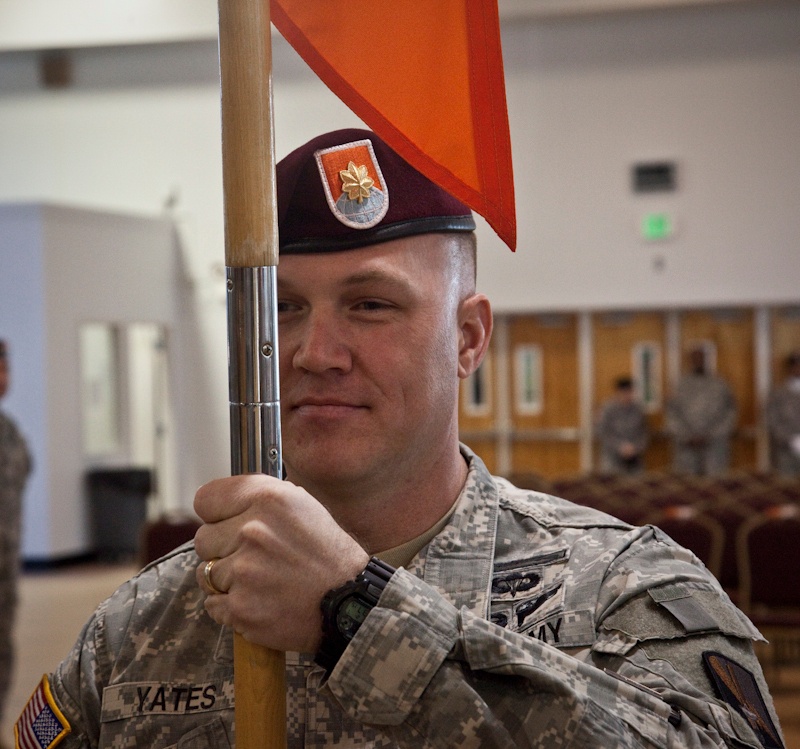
[[340, 161, 374, 203]]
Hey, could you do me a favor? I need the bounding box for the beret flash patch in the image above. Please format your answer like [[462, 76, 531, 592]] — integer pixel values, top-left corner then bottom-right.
[[15, 675, 71, 749], [314, 139, 389, 230]]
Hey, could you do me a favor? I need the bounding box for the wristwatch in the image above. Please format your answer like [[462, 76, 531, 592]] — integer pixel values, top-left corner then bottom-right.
[[315, 556, 396, 673]]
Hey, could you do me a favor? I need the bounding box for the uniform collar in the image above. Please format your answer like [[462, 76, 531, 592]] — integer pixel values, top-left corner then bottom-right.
[[413, 444, 499, 618]]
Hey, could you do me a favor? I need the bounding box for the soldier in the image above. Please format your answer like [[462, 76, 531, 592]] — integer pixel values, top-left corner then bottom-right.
[[0, 341, 32, 747], [594, 376, 648, 474], [766, 351, 800, 477], [666, 347, 738, 476], [18, 130, 784, 749]]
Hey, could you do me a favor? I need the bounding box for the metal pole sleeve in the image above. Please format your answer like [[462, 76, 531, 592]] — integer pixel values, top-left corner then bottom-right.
[[227, 266, 282, 478]]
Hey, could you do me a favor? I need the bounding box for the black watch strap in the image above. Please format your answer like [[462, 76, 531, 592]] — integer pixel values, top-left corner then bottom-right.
[[359, 556, 396, 601], [315, 557, 396, 674]]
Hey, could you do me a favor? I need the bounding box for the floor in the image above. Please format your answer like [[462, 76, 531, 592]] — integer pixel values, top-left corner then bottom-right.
[[2, 563, 138, 744], [2, 562, 799, 747]]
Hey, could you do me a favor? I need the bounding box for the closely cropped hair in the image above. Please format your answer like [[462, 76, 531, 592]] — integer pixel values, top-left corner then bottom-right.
[[449, 232, 477, 292]]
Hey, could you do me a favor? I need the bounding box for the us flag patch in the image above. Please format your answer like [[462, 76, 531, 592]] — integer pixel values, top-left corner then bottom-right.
[[15, 676, 70, 749], [314, 139, 389, 229]]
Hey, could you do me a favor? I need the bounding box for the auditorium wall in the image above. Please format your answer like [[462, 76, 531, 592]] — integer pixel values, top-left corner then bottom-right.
[[0, 2, 798, 518]]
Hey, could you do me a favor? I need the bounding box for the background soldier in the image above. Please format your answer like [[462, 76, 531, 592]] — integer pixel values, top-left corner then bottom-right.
[[666, 346, 737, 476], [766, 351, 800, 477], [0, 340, 31, 748], [594, 376, 648, 474]]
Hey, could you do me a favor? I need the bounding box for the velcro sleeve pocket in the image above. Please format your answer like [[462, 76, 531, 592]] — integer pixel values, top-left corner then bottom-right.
[[595, 582, 763, 656]]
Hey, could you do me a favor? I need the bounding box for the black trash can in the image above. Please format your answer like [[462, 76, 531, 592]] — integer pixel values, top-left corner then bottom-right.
[[86, 468, 153, 561]]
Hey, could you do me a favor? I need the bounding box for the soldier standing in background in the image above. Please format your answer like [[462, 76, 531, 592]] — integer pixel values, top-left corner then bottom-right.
[[594, 376, 649, 474], [766, 351, 800, 477], [666, 346, 737, 476], [0, 340, 32, 748]]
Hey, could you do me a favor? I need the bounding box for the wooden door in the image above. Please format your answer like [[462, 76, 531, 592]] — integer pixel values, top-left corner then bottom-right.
[[769, 306, 800, 471], [508, 314, 580, 479], [770, 306, 800, 383], [679, 309, 756, 469], [592, 311, 669, 470]]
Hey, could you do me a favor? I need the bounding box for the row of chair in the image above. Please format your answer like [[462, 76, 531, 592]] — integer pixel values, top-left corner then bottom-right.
[[511, 471, 797, 585], [508, 470, 800, 679]]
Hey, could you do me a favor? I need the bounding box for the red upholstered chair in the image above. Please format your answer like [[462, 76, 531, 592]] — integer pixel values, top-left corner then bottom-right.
[[603, 497, 652, 527], [699, 500, 754, 602], [771, 478, 800, 506], [738, 485, 792, 514], [550, 477, 614, 513], [139, 513, 202, 567], [715, 471, 770, 503], [737, 504, 800, 684], [505, 472, 553, 495]]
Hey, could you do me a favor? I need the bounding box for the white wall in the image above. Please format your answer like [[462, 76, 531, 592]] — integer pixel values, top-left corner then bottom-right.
[[0, 204, 183, 559], [479, 4, 800, 311], [1, 3, 799, 548]]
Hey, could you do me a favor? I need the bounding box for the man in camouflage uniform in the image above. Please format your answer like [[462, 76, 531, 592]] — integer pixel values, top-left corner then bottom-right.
[[766, 352, 800, 477], [594, 376, 649, 474], [18, 130, 784, 749], [0, 341, 32, 741], [666, 348, 737, 476]]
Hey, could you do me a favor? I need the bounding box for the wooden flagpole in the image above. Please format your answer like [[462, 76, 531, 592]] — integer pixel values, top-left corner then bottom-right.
[[218, 0, 286, 746]]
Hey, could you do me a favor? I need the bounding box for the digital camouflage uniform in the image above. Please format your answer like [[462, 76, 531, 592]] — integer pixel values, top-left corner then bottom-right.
[[594, 400, 648, 474], [666, 374, 737, 476], [1, 409, 31, 727], [765, 379, 800, 477], [26, 448, 783, 749]]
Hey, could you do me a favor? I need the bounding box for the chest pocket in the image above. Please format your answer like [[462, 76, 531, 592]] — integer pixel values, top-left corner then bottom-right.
[[490, 549, 595, 648], [168, 716, 231, 749]]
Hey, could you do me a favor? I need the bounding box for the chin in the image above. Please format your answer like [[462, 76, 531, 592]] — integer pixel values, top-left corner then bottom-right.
[[284, 439, 385, 487]]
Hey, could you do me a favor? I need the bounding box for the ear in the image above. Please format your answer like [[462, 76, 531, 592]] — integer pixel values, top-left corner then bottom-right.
[[457, 293, 493, 379]]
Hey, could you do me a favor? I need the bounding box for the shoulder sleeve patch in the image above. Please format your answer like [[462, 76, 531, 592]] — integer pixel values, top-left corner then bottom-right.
[[14, 675, 71, 749], [702, 651, 784, 749]]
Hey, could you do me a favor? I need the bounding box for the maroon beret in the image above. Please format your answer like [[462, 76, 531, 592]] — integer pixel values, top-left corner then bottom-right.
[[277, 128, 475, 254]]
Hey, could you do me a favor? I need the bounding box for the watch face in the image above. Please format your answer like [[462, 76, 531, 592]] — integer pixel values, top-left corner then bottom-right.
[[336, 596, 372, 639]]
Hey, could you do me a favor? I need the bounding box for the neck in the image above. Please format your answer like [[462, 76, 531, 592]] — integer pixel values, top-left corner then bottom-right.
[[289, 440, 468, 555]]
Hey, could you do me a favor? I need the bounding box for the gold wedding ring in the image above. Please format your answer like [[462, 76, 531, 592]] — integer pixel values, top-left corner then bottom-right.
[[203, 557, 226, 595]]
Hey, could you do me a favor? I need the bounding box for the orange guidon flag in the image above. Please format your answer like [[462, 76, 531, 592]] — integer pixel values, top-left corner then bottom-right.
[[271, 0, 517, 252]]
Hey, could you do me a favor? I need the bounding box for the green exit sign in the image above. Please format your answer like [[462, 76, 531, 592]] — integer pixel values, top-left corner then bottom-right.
[[641, 212, 673, 240]]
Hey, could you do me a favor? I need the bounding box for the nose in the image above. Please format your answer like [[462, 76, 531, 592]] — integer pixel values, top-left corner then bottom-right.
[[290, 310, 353, 374]]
